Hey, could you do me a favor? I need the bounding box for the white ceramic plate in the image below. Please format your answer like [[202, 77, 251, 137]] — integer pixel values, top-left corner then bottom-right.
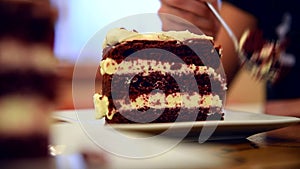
[[52, 109, 300, 140]]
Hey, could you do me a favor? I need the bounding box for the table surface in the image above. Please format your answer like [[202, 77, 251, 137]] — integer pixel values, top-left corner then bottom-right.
[[2, 104, 300, 169]]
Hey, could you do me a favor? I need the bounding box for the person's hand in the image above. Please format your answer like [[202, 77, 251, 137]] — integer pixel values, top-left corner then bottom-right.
[[265, 99, 300, 118], [158, 0, 220, 37]]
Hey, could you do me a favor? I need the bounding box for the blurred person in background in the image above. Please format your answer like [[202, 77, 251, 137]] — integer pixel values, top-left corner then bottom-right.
[[158, 0, 300, 117]]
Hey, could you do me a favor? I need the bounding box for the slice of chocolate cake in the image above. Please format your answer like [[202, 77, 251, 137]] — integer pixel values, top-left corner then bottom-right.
[[0, 0, 58, 159], [93, 28, 227, 124]]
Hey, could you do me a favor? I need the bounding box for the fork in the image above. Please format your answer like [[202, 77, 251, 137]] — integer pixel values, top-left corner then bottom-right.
[[206, 2, 280, 82]]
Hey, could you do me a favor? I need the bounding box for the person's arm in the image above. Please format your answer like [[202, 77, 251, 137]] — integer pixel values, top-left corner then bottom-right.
[[158, 0, 220, 37], [215, 1, 257, 85], [158, 0, 258, 85], [265, 99, 300, 118]]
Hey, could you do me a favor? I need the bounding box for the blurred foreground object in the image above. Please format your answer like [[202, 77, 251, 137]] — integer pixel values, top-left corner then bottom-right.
[[0, 0, 57, 46], [0, 0, 58, 159]]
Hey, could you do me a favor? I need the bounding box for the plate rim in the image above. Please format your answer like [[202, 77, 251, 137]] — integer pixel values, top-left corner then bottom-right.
[[107, 110, 300, 130], [52, 108, 300, 127], [52, 109, 300, 140]]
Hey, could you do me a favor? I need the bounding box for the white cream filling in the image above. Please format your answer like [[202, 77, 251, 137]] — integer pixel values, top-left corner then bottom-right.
[[103, 28, 213, 48], [117, 92, 222, 111], [100, 58, 118, 75], [93, 93, 109, 119], [100, 58, 227, 90], [93, 92, 222, 119]]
